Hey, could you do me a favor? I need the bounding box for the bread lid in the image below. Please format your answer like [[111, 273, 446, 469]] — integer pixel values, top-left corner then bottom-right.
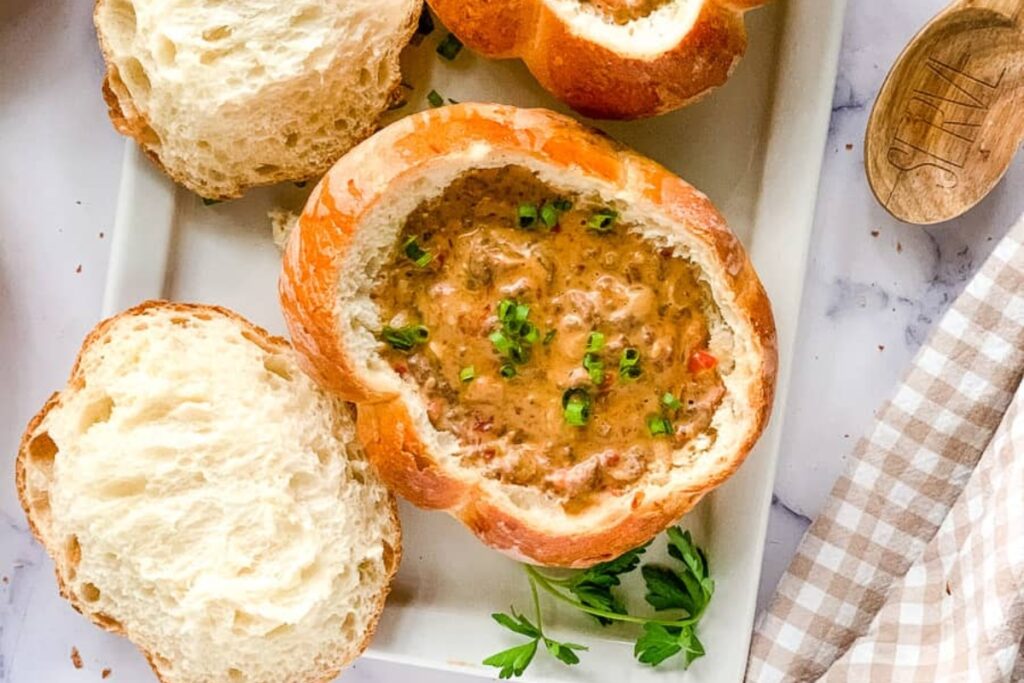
[[16, 302, 400, 683], [280, 103, 777, 567], [426, 0, 766, 119]]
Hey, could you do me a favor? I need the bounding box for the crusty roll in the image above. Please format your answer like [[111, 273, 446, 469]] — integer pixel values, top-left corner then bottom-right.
[[16, 302, 400, 683], [94, 0, 422, 198], [280, 103, 777, 567], [426, 0, 766, 119]]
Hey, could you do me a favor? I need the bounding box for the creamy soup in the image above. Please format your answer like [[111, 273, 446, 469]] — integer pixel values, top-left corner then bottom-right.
[[583, 0, 673, 23], [372, 166, 724, 511]]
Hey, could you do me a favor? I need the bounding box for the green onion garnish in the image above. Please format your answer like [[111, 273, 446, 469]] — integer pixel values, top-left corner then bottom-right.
[[500, 364, 517, 379], [403, 236, 432, 267], [583, 353, 604, 385], [552, 198, 573, 212], [587, 208, 618, 233], [540, 203, 559, 228], [586, 331, 605, 353], [619, 347, 641, 380], [647, 414, 673, 437], [662, 392, 683, 411], [459, 366, 476, 383], [382, 324, 429, 352], [562, 388, 592, 427], [517, 203, 538, 229], [492, 299, 539, 368], [543, 329, 557, 345], [436, 33, 463, 60], [427, 90, 445, 108], [489, 330, 513, 357], [416, 9, 435, 37]]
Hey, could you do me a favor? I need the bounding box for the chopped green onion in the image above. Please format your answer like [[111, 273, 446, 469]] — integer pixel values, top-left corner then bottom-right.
[[459, 366, 476, 383], [662, 392, 683, 411], [403, 236, 433, 267], [382, 325, 429, 352], [618, 347, 641, 380], [562, 388, 592, 427], [427, 90, 445, 108], [587, 208, 618, 233], [517, 203, 538, 229], [436, 33, 463, 60], [647, 414, 673, 437], [583, 353, 604, 385], [543, 329, 557, 345], [489, 330, 513, 357], [552, 198, 573, 212], [520, 322, 540, 345], [500, 364, 517, 379], [416, 9, 435, 37], [586, 331, 605, 353], [540, 203, 559, 228]]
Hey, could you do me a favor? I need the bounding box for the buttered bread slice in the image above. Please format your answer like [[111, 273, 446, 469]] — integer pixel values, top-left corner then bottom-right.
[[16, 302, 400, 683]]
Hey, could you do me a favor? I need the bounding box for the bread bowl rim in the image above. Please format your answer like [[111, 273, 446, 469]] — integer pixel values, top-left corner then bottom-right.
[[278, 102, 778, 567]]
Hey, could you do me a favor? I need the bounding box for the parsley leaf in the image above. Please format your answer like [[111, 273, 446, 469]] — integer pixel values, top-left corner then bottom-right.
[[634, 623, 705, 668], [564, 542, 648, 625], [483, 582, 587, 677], [641, 565, 695, 613], [544, 638, 587, 666], [491, 608, 540, 639], [483, 640, 538, 679]]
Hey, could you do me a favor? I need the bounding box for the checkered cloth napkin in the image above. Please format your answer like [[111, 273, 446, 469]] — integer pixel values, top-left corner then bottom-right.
[[747, 215, 1024, 682]]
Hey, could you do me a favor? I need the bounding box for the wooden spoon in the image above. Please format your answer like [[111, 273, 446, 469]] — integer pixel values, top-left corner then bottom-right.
[[866, 0, 1024, 224]]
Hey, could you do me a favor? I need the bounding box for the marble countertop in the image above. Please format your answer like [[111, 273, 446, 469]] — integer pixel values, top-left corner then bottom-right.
[[2, 1, 1022, 681]]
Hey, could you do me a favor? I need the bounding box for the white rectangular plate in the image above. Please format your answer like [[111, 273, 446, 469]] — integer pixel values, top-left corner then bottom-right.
[[104, 2, 846, 680]]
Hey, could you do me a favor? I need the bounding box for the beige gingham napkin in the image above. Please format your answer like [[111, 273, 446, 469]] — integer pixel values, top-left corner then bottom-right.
[[747, 215, 1024, 682]]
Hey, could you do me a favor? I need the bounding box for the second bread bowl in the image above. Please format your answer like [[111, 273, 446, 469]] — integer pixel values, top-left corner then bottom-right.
[[280, 103, 777, 567]]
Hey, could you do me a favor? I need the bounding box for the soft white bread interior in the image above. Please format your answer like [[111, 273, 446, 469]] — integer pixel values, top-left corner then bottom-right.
[[94, 0, 421, 198], [16, 302, 400, 683], [546, 0, 706, 57]]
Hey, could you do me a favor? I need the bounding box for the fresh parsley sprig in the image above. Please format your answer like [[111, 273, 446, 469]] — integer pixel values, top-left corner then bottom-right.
[[483, 526, 714, 677], [484, 574, 588, 678]]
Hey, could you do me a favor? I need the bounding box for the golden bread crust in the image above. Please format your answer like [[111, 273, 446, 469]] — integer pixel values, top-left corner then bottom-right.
[[426, 0, 765, 119]]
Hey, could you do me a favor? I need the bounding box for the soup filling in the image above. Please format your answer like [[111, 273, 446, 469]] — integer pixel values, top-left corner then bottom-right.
[[371, 166, 726, 511], [581, 0, 674, 23]]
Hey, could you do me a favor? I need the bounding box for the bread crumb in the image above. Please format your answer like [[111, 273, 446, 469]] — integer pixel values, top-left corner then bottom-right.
[[845, 143, 853, 150], [896, 241, 903, 253], [1, 576, 8, 584], [76, 265, 83, 274], [878, 345, 885, 351], [99, 232, 105, 239], [102, 668, 112, 679], [269, 209, 300, 250], [870, 229, 880, 238], [71, 647, 83, 669]]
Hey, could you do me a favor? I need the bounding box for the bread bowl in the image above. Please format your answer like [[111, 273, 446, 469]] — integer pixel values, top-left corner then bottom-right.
[[16, 302, 400, 683], [94, 0, 422, 198], [279, 103, 777, 567], [425, 0, 767, 120]]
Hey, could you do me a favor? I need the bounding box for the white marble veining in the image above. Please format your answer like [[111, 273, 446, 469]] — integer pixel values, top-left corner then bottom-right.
[[2, 1, 1023, 681]]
